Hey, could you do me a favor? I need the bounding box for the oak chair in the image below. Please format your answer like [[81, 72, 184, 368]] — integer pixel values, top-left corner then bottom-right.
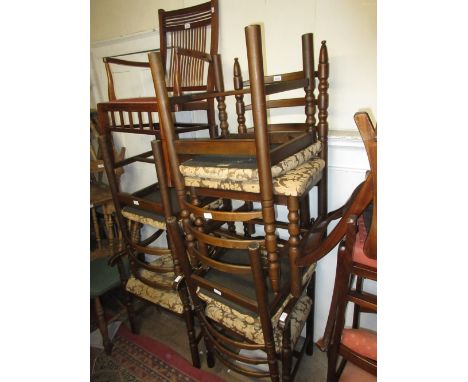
[[167, 214, 315, 382], [232, 33, 329, 235], [149, 25, 328, 299], [102, 0, 219, 138], [96, 107, 217, 368], [296, 112, 377, 381]]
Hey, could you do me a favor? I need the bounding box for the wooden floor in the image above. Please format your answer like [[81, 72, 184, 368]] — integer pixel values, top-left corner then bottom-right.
[[134, 304, 328, 382]]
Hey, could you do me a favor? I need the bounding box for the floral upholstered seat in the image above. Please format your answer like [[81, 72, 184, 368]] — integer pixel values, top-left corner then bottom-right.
[[179, 141, 324, 197], [122, 192, 224, 229], [180, 141, 322, 181], [198, 258, 317, 352], [183, 158, 325, 197], [201, 291, 312, 352], [125, 253, 184, 314]]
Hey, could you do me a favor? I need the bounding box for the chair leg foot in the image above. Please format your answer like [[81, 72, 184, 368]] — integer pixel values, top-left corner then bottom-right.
[[125, 293, 139, 334], [94, 297, 113, 355], [305, 273, 316, 356]]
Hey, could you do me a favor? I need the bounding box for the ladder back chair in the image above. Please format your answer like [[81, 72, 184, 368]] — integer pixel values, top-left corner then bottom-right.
[[232, 33, 329, 235], [296, 112, 377, 381], [149, 25, 327, 299], [167, 214, 314, 382], [96, 105, 219, 368]]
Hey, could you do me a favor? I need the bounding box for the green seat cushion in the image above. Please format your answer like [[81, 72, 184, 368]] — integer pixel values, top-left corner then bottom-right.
[[90, 256, 126, 298]]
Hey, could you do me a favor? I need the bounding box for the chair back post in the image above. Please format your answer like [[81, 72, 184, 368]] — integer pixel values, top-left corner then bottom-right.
[[245, 24, 280, 295], [103, 58, 117, 101], [148, 51, 198, 266], [354, 112, 377, 259], [97, 135, 131, 247], [233, 58, 247, 133], [248, 243, 280, 381], [213, 53, 229, 136], [317, 41, 329, 219], [301, 33, 317, 140], [148, 53, 186, 214]]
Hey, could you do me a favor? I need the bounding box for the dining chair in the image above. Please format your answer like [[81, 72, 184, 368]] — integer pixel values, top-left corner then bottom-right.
[[167, 213, 315, 382], [232, 33, 329, 235], [296, 112, 377, 381], [96, 105, 223, 368], [102, 0, 219, 138]]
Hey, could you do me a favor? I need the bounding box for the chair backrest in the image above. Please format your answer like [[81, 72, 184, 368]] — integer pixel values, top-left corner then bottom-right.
[[159, 0, 218, 92], [354, 112, 376, 260], [166, 214, 282, 379], [97, 108, 180, 287], [102, 0, 218, 102]]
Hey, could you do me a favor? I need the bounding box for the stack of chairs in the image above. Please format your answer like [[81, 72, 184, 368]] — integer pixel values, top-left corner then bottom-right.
[[147, 24, 330, 381], [95, 4, 379, 382], [95, 0, 224, 367]]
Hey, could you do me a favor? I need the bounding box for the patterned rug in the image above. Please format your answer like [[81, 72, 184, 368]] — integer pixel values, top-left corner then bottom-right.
[[91, 324, 224, 382]]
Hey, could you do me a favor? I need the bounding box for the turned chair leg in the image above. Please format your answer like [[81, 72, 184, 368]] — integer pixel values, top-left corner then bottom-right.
[[94, 296, 113, 355], [306, 272, 316, 355], [180, 287, 201, 368], [91, 207, 102, 249]]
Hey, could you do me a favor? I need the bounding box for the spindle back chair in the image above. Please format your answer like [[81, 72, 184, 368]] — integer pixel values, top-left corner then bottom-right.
[[102, 0, 219, 137]]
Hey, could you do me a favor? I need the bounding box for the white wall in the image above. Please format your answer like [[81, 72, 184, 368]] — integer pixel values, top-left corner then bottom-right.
[[90, 0, 377, 339]]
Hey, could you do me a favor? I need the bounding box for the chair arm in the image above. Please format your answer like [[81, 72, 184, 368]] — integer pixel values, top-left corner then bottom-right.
[[296, 175, 373, 267], [108, 247, 128, 267], [103, 56, 150, 68]]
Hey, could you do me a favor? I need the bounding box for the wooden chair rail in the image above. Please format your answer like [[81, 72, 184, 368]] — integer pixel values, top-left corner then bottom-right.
[[132, 243, 172, 257], [184, 200, 263, 221], [189, 224, 264, 249], [243, 70, 304, 86], [170, 77, 308, 105], [347, 290, 377, 312], [191, 247, 252, 274], [339, 344, 377, 376], [244, 97, 306, 111], [191, 274, 259, 312]]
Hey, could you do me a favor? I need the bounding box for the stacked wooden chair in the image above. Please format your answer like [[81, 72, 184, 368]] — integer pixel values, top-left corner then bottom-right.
[[148, 24, 330, 381], [102, 0, 220, 138], [296, 112, 377, 381], [99, 0, 221, 255]]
